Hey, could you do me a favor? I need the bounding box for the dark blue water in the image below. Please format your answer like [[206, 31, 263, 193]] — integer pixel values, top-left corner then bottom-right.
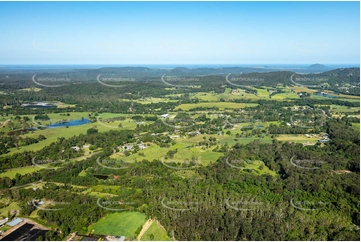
[[256, 125, 263, 128], [316, 93, 337, 99], [47, 118, 91, 128]]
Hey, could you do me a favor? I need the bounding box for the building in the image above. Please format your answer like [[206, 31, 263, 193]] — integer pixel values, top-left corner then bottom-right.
[[160, 114, 169, 118], [0, 218, 8, 226], [138, 143, 147, 149], [6, 218, 23, 227], [71, 146, 80, 151], [123, 144, 134, 151]]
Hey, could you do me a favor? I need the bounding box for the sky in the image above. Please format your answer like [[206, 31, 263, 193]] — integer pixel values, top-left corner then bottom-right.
[[0, 1, 359, 65]]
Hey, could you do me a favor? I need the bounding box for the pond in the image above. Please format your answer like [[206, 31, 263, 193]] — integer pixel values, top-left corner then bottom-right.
[[46, 118, 91, 128], [316, 93, 337, 99], [94, 174, 109, 180]]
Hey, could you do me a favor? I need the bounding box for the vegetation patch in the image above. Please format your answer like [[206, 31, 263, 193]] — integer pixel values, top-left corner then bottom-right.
[[88, 212, 146, 238]]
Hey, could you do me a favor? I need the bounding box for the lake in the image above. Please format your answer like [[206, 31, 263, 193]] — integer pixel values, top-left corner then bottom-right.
[[47, 118, 91, 128]]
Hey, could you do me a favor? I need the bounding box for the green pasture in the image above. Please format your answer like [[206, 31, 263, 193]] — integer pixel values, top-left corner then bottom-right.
[[88, 212, 146, 238], [140, 221, 171, 241]]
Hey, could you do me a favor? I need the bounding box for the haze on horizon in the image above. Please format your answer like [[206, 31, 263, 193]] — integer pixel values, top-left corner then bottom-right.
[[0, 1, 359, 65]]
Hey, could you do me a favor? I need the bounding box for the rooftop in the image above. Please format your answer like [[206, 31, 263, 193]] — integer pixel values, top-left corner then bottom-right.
[[7, 218, 23, 227]]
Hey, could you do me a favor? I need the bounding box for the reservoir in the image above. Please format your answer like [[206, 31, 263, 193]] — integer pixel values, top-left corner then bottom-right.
[[47, 118, 91, 128]]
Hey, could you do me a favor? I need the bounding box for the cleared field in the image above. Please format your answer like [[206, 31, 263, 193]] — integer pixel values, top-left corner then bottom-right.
[[240, 160, 277, 176], [351, 122, 360, 131], [110, 142, 222, 166], [140, 221, 171, 241], [275, 134, 319, 144], [329, 105, 360, 113], [0, 166, 45, 179], [175, 102, 258, 110], [0, 202, 21, 217], [291, 86, 316, 93], [88, 212, 146, 238], [254, 88, 269, 98], [271, 92, 299, 100]]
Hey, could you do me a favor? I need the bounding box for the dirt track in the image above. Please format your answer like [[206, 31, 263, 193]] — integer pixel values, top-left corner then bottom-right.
[[136, 219, 153, 241]]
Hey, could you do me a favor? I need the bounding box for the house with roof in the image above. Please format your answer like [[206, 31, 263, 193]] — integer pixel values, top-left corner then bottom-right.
[[160, 114, 169, 118]]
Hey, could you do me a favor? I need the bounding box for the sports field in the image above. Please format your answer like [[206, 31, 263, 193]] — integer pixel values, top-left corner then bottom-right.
[[88, 212, 146, 238]]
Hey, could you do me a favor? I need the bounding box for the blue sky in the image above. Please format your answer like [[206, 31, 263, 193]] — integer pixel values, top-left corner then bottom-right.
[[0, 1, 359, 65]]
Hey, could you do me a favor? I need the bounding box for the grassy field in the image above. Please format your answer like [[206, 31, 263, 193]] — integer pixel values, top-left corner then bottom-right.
[[240, 160, 277, 176], [328, 105, 360, 113], [254, 88, 269, 98], [175, 102, 258, 110], [351, 122, 360, 132], [192, 89, 263, 101], [110, 141, 223, 166], [275, 134, 320, 144], [191, 87, 307, 102], [290, 86, 317, 93], [0, 166, 45, 179], [140, 221, 171, 241], [88, 212, 146, 238], [0, 201, 21, 217], [271, 92, 299, 100]]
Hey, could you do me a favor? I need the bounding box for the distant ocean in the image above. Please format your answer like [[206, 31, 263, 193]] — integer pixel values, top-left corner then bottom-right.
[[0, 64, 359, 70]]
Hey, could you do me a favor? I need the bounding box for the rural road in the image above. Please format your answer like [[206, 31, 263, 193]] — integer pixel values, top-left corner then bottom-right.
[[137, 219, 153, 241]]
